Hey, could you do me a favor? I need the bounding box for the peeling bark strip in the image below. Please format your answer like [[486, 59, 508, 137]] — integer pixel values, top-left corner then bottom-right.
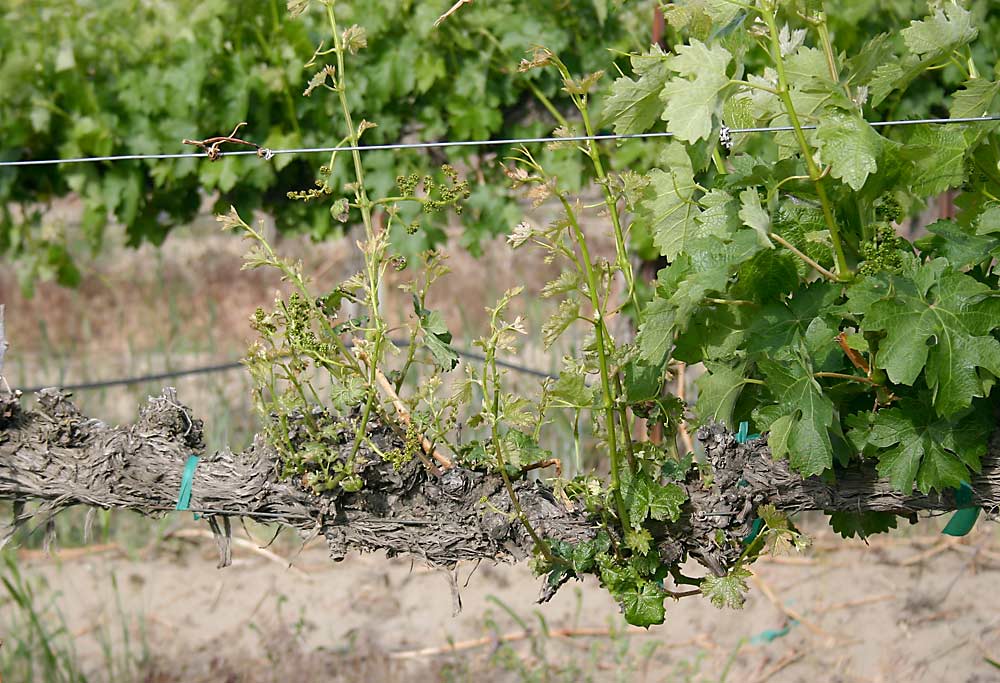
[[0, 390, 996, 577]]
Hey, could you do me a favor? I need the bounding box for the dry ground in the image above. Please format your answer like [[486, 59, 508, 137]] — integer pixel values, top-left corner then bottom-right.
[[3, 206, 1000, 682], [11, 524, 1000, 682]]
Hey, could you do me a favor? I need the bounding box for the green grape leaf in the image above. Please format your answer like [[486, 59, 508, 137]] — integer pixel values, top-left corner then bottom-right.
[[413, 298, 460, 371], [623, 359, 663, 404], [901, 4, 976, 59], [621, 580, 667, 627], [636, 298, 676, 366], [828, 511, 898, 540], [624, 471, 687, 527], [917, 219, 1000, 269], [846, 33, 894, 86], [738, 188, 772, 247], [758, 354, 836, 477], [637, 142, 702, 259], [659, 39, 732, 142], [668, 230, 764, 322], [637, 229, 763, 365], [723, 94, 754, 130], [603, 47, 671, 135], [869, 6, 977, 107], [647, 482, 686, 523], [672, 305, 747, 364], [550, 369, 597, 408], [900, 125, 969, 197], [747, 281, 840, 354], [977, 203, 1000, 235], [695, 362, 748, 427], [502, 429, 551, 470], [950, 78, 1000, 119], [816, 109, 882, 190], [734, 249, 800, 303], [569, 533, 611, 574], [701, 567, 751, 609], [860, 258, 1000, 416], [330, 374, 366, 411], [868, 401, 991, 494], [697, 189, 741, 237], [767, 413, 795, 461], [868, 59, 916, 108]]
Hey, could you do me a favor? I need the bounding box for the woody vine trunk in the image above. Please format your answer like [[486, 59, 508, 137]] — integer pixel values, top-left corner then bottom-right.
[[0, 388, 995, 590]]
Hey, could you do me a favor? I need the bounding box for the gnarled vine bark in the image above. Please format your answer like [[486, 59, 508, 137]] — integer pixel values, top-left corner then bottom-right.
[[0, 389, 996, 589]]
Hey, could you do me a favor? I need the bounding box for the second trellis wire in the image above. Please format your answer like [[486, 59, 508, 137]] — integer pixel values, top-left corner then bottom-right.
[[13, 339, 556, 395], [1, 115, 999, 167]]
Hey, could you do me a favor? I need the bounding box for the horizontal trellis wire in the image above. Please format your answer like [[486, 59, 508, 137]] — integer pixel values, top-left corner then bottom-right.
[[12, 339, 556, 395], [1, 115, 998, 167]]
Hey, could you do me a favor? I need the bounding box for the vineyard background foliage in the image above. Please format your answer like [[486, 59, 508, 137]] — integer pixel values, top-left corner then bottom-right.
[[0, 0, 651, 292], [4, 0, 1000, 634]]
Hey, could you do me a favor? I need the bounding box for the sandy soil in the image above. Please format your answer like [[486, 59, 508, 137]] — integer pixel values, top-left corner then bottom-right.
[[14, 523, 1000, 683]]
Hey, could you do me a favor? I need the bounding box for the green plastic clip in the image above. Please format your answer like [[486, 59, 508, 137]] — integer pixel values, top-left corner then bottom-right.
[[750, 620, 797, 645], [942, 481, 979, 537], [743, 517, 765, 545], [735, 422, 763, 545], [175, 454, 201, 520], [735, 421, 760, 444]]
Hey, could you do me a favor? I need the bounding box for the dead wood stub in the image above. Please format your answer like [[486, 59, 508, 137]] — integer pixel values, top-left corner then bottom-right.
[[0, 390, 996, 582]]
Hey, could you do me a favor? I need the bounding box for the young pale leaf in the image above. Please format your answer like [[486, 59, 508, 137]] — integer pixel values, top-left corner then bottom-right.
[[816, 109, 882, 190], [541, 299, 580, 350], [541, 270, 583, 298], [702, 567, 751, 609], [860, 259, 1000, 417], [625, 528, 654, 555], [659, 39, 732, 143]]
